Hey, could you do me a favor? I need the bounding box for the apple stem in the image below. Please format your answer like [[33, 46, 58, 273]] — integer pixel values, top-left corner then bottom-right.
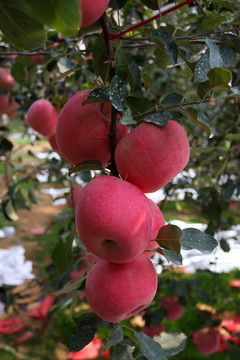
[[100, 13, 119, 178]]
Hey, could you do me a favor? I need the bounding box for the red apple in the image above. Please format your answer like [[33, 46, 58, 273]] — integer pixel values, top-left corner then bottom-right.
[[0, 94, 10, 114], [142, 324, 165, 338], [0, 94, 20, 117], [30, 54, 44, 65], [0, 67, 16, 92], [85, 254, 158, 322], [55, 90, 128, 166], [48, 133, 61, 154], [115, 121, 190, 193], [80, 0, 109, 28], [75, 175, 153, 263], [67, 184, 83, 209], [26, 99, 58, 137], [161, 295, 183, 320], [194, 329, 220, 355], [145, 199, 165, 257]]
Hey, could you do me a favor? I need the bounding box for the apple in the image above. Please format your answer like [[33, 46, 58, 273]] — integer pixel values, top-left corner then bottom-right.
[[0, 94, 10, 114], [75, 175, 153, 263], [0, 67, 16, 92], [194, 329, 220, 355], [69, 335, 110, 359], [48, 133, 61, 154], [85, 254, 158, 322], [55, 90, 129, 166], [161, 295, 183, 320], [67, 184, 83, 209], [142, 324, 165, 338], [115, 120, 190, 193], [80, 0, 109, 28], [145, 199, 165, 257], [29, 54, 44, 65], [26, 99, 58, 137], [0, 94, 20, 117]]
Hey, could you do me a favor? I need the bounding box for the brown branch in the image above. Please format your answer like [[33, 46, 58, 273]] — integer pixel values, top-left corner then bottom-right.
[[100, 13, 119, 177]]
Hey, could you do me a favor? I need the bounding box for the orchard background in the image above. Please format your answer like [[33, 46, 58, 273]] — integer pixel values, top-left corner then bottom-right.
[[0, 0, 240, 359]]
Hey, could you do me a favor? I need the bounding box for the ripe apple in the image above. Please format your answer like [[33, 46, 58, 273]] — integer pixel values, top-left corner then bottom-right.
[[0, 67, 16, 92], [115, 120, 190, 193], [0, 94, 20, 117], [29, 54, 44, 65], [26, 99, 58, 137], [80, 0, 109, 28], [194, 329, 220, 355], [161, 295, 183, 320], [75, 175, 153, 263], [142, 324, 165, 338], [48, 133, 61, 154], [85, 254, 158, 322], [55, 90, 129, 166], [66, 184, 83, 209], [145, 199, 165, 257]]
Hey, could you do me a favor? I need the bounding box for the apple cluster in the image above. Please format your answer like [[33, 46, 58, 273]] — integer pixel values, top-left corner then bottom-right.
[[25, 88, 190, 323]]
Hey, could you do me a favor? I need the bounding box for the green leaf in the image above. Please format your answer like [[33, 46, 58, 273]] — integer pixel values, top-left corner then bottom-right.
[[109, 0, 127, 10], [206, 37, 224, 68], [222, 180, 235, 201], [116, 52, 141, 92], [151, 28, 178, 66], [53, 277, 85, 296], [0, 138, 13, 154], [221, 34, 240, 53], [69, 326, 96, 353], [208, 67, 232, 91], [24, 0, 80, 37], [194, 51, 210, 83], [126, 96, 154, 117], [52, 232, 75, 272], [109, 75, 128, 111], [142, 75, 153, 91], [226, 133, 240, 140], [144, 110, 172, 126], [3, 199, 19, 221], [156, 224, 183, 254], [135, 331, 167, 360], [142, 0, 162, 10], [161, 93, 184, 106], [69, 160, 103, 175], [14, 189, 31, 210], [92, 33, 108, 81], [0, 0, 46, 50], [162, 249, 183, 265], [73, 312, 102, 328], [111, 344, 134, 360], [120, 108, 136, 125], [51, 67, 82, 84], [183, 108, 215, 136], [181, 228, 218, 254], [27, 187, 38, 204], [220, 238, 230, 253], [85, 87, 110, 103], [154, 331, 187, 356], [108, 327, 124, 345]]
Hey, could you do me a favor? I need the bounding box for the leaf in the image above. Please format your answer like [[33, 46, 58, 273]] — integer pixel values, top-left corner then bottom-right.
[[162, 249, 183, 265], [183, 107, 215, 136], [92, 33, 108, 81], [221, 34, 240, 53], [154, 331, 187, 356], [222, 180, 236, 201], [3, 199, 19, 221], [219, 45, 236, 66], [226, 133, 240, 140], [51, 67, 82, 84], [85, 87, 110, 103], [0, 0, 46, 50], [52, 232, 75, 272], [24, 0, 80, 37], [142, 0, 162, 10], [116, 52, 141, 92], [107, 327, 124, 345], [194, 50, 210, 83], [135, 331, 167, 360], [208, 67, 232, 91], [111, 344, 134, 360], [0, 138, 13, 154], [69, 326, 96, 353], [161, 93, 184, 106], [142, 75, 152, 91], [73, 312, 102, 328], [53, 277, 85, 296], [69, 160, 103, 175], [109, 75, 128, 111], [206, 37, 224, 68], [28, 187, 38, 204], [151, 28, 178, 66], [126, 96, 154, 117], [181, 228, 218, 254], [120, 108, 136, 125], [108, 0, 128, 10], [156, 224, 183, 254], [14, 189, 31, 210], [220, 238, 230, 253], [144, 110, 172, 127]]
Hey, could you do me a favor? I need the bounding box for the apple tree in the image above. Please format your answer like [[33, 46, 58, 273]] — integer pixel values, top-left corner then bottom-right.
[[0, 0, 239, 358]]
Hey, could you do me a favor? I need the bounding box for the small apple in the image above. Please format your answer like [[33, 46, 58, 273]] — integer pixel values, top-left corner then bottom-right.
[[26, 99, 58, 137], [75, 175, 153, 263], [161, 295, 183, 320], [80, 0, 109, 28], [115, 120, 190, 193], [194, 329, 220, 355], [85, 254, 158, 322], [0, 67, 16, 92]]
